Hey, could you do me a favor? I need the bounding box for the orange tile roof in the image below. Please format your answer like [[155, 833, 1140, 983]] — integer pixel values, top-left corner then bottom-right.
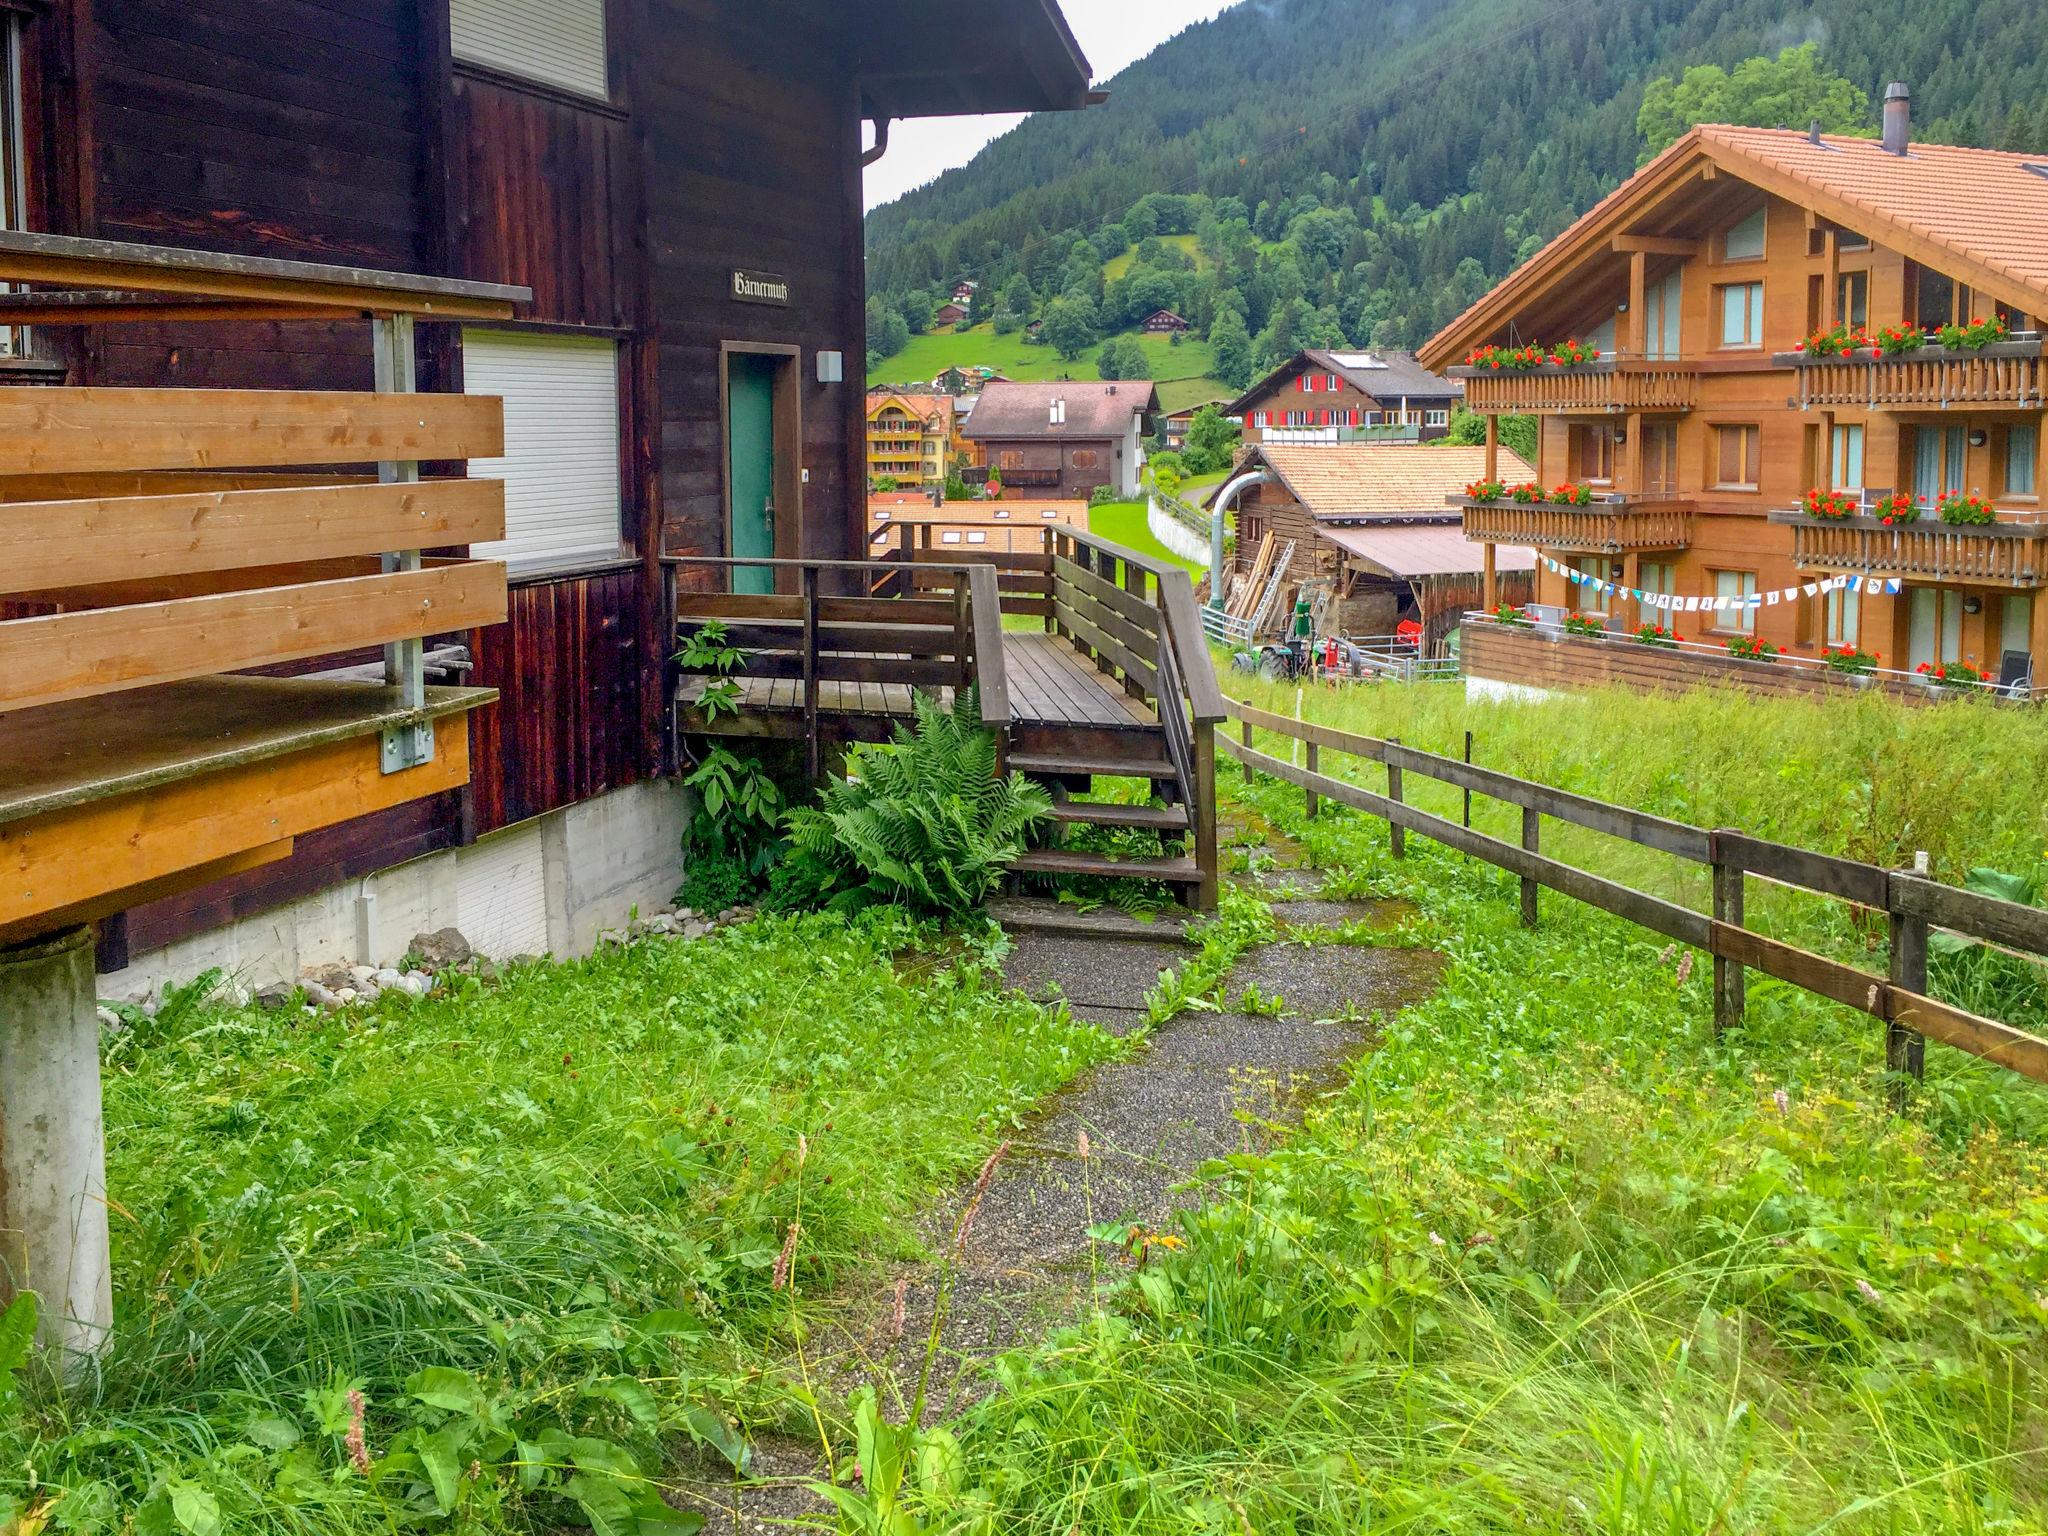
[[1700, 125, 2048, 301], [1248, 443, 1534, 520], [1422, 124, 2048, 368]]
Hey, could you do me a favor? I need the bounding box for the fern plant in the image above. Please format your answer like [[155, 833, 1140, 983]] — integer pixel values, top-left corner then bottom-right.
[[781, 688, 1050, 916]]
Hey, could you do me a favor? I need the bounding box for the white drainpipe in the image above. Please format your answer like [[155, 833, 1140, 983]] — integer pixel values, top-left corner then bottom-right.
[[1207, 469, 1277, 609]]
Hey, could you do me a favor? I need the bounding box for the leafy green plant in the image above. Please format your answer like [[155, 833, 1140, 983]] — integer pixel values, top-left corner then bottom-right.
[[0, 1293, 34, 1413], [782, 689, 1051, 916], [676, 621, 747, 724]]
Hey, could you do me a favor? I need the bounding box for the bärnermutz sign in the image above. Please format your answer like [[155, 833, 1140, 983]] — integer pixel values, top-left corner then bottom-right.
[[732, 269, 790, 305]]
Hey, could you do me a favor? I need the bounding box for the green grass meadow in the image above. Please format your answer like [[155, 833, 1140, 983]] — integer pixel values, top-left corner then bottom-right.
[[867, 322, 1224, 408]]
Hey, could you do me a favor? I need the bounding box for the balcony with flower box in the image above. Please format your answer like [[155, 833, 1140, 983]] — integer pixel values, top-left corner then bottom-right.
[[1774, 322, 2045, 411], [1767, 490, 2048, 587], [1454, 485, 1693, 554], [1448, 344, 1699, 415]]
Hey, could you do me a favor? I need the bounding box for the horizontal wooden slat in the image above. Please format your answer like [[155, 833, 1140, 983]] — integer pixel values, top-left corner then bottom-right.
[[1058, 603, 1159, 694], [1055, 573, 1160, 664], [1713, 923, 1888, 1016], [1054, 554, 1159, 631], [1, 561, 507, 710], [1890, 873, 2048, 957], [735, 653, 961, 687], [1, 714, 471, 935], [1890, 990, 2048, 1083], [910, 548, 1053, 574], [0, 389, 505, 476], [0, 478, 505, 596], [674, 592, 805, 621], [0, 471, 380, 504], [1717, 832, 1890, 908], [717, 619, 963, 658]]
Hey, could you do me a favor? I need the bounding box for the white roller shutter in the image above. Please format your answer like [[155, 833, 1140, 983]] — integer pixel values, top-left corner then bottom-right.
[[463, 330, 622, 575], [453, 822, 552, 960], [450, 0, 608, 102]]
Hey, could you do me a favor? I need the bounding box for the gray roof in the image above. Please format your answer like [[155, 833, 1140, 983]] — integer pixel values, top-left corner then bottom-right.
[[961, 380, 1160, 441], [1226, 348, 1461, 414]]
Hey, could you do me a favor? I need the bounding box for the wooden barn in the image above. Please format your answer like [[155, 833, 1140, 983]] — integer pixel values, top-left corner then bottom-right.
[[0, 0, 1094, 994]]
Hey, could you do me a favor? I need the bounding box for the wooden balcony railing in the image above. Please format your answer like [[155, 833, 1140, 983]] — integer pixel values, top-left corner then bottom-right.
[[1768, 510, 2048, 587], [995, 467, 1061, 488], [1448, 359, 1699, 415], [1777, 338, 2046, 410], [0, 228, 520, 946], [1455, 495, 1693, 553]]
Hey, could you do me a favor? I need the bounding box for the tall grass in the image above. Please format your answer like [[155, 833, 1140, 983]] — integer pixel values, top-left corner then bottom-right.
[[1, 912, 1120, 1532], [881, 686, 2048, 1534]]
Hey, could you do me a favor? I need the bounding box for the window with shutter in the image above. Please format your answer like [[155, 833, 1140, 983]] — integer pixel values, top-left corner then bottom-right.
[[462, 330, 623, 574], [451, 0, 608, 101]]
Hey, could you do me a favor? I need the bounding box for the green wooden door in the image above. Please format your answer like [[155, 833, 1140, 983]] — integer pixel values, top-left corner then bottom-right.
[[727, 355, 777, 595]]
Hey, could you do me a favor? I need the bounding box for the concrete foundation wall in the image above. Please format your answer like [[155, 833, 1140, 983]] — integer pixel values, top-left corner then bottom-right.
[[100, 780, 690, 1001]]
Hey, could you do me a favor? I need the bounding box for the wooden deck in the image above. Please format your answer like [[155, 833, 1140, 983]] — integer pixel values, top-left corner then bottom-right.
[[681, 632, 1154, 731]]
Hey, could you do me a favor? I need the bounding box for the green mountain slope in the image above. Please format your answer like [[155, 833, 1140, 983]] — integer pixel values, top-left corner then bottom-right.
[[865, 0, 2048, 363]]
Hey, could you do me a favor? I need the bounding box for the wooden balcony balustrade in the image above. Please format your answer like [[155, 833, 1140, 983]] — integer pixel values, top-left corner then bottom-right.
[[1455, 495, 1693, 554], [1767, 510, 2048, 587], [1778, 338, 2046, 410], [993, 466, 1061, 488], [0, 229, 522, 946], [1448, 359, 1700, 414]]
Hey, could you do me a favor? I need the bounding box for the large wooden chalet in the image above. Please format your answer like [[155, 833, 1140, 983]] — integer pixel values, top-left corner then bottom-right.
[[1230, 349, 1461, 445], [0, 0, 1095, 991], [1420, 88, 2048, 694]]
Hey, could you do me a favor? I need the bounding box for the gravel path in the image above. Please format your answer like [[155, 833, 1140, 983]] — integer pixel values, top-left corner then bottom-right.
[[674, 883, 1440, 1531]]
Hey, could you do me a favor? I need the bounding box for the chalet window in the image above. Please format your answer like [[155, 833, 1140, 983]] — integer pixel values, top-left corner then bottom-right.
[[1908, 587, 1964, 669], [1836, 270, 1869, 328], [1643, 421, 1678, 494], [1567, 424, 1615, 483], [2000, 595, 2034, 660], [1717, 282, 1764, 348], [1914, 266, 1957, 329], [2004, 424, 2037, 497], [462, 330, 624, 574], [451, 0, 609, 102], [1720, 208, 1766, 262], [1639, 561, 1677, 600], [1713, 569, 1758, 634], [999, 451, 1023, 471], [1644, 270, 1682, 359], [1070, 448, 1098, 470], [1825, 587, 1862, 648], [1911, 424, 1964, 502], [1714, 424, 1761, 490], [1831, 423, 1865, 492], [1425, 409, 1448, 427]]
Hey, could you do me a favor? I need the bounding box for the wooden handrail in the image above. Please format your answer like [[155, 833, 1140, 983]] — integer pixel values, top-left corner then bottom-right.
[[1158, 569, 1227, 725], [1221, 696, 2048, 1093], [966, 562, 1010, 731]]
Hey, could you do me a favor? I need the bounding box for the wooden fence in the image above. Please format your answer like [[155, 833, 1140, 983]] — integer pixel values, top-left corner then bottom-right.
[[1221, 697, 2048, 1098]]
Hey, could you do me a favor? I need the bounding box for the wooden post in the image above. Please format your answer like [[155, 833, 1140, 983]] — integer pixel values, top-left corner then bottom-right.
[[1887, 874, 1929, 1108], [1520, 807, 1539, 926], [0, 926, 111, 1365], [1304, 740, 1320, 818], [1483, 411, 1499, 483], [1122, 559, 1149, 701], [1482, 540, 1498, 613], [372, 312, 431, 774], [1043, 526, 1057, 634], [1627, 249, 1647, 355], [1240, 717, 1255, 783], [801, 564, 821, 782], [1821, 228, 1840, 329], [1387, 738, 1406, 859], [1193, 726, 1219, 914], [1622, 551, 1641, 631], [1462, 730, 1473, 829], [1710, 831, 1746, 1036]]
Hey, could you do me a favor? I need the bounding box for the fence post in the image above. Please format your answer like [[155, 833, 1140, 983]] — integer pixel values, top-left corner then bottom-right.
[[1463, 730, 1474, 830], [1304, 740, 1319, 819], [1240, 717, 1255, 783], [1709, 830, 1745, 1037], [1386, 738, 1406, 859], [1886, 872, 1929, 1109], [801, 564, 821, 783], [1519, 806, 1539, 926], [1042, 526, 1057, 634]]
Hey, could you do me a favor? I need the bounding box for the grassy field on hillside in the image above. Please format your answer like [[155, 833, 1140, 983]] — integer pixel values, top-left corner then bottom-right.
[[1086, 498, 1205, 578], [869, 323, 1221, 398], [1101, 233, 1211, 282]]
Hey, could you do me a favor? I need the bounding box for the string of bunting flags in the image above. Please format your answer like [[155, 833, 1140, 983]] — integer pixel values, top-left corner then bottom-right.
[[1540, 554, 1903, 613]]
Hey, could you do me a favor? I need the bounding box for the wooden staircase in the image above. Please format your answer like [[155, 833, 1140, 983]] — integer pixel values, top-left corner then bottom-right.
[[1008, 720, 1206, 900]]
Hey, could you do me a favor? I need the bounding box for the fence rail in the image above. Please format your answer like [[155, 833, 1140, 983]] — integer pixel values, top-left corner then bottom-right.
[[1220, 697, 2048, 1095]]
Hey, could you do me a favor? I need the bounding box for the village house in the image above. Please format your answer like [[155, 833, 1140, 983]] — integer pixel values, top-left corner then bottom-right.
[[1419, 88, 2048, 697], [1162, 396, 1231, 452], [1224, 444, 1535, 645], [1142, 308, 1192, 334], [963, 380, 1159, 500], [866, 390, 961, 489], [0, 0, 1093, 994], [1230, 348, 1462, 445], [933, 300, 970, 326]]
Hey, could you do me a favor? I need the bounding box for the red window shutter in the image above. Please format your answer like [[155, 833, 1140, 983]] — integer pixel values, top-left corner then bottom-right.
[[1296, 375, 1306, 393]]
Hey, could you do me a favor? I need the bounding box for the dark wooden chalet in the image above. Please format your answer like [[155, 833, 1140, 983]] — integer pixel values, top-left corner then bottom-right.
[[0, 0, 1094, 985]]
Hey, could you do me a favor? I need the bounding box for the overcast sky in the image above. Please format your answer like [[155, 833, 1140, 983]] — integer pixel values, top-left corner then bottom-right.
[[862, 1, 1239, 211]]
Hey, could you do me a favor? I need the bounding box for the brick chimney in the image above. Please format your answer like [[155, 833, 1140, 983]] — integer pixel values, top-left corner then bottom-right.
[[1882, 82, 1911, 156]]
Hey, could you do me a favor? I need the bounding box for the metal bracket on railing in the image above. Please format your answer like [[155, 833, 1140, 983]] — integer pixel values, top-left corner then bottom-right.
[[372, 312, 434, 774]]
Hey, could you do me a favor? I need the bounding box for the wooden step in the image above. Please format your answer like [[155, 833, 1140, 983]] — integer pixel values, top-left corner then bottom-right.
[[1047, 801, 1190, 832], [1013, 849, 1203, 882], [1010, 750, 1176, 781]]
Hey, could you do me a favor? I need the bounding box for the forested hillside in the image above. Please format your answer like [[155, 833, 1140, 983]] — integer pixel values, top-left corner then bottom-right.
[[864, 0, 2048, 386]]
